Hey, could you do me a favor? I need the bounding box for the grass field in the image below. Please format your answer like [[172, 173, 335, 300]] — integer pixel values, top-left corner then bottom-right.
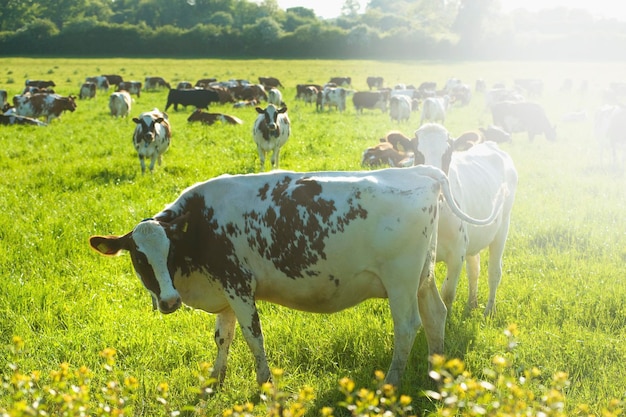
[[0, 58, 625, 416]]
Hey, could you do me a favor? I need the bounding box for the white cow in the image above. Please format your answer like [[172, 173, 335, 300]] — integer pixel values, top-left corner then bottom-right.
[[413, 123, 518, 315], [594, 104, 622, 166], [321, 86, 348, 112], [109, 91, 132, 118], [267, 87, 283, 106], [389, 95, 412, 123], [253, 104, 291, 171], [132, 108, 171, 173], [89, 165, 500, 386], [420, 96, 450, 125]]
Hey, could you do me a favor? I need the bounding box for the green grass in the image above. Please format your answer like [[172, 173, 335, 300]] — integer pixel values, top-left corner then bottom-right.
[[1, 58, 625, 416]]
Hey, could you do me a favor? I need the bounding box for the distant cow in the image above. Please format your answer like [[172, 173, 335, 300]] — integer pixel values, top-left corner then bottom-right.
[[145, 77, 171, 90], [321, 87, 348, 112], [267, 88, 283, 106], [491, 101, 556, 141], [86, 76, 110, 91], [0, 89, 7, 109], [165, 89, 220, 111], [253, 104, 290, 171], [232, 84, 267, 102], [420, 96, 449, 125], [118, 81, 142, 97], [13, 93, 77, 123], [177, 81, 193, 90], [413, 123, 517, 315], [479, 125, 512, 144], [329, 77, 351, 87], [296, 83, 322, 100], [25, 79, 56, 89], [603, 105, 626, 167], [389, 95, 412, 123], [195, 78, 217, 89], [103, 74, 123, 87], [0, 113, 48, 126], [366, 76, 384, 90], [79, 82, 97, 99], [361, 141, 413, 168], [303, 86, 318, 106], [89, 163, 499, 386], [132, 108, 172, 173], [352, 91, 388, 113], [187, 109, 243, 125], [259, 76, 283, 88], [109, 91, 132, 118]]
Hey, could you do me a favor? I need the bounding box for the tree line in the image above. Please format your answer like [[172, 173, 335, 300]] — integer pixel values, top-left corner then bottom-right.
[[0, 0, 624, 60]]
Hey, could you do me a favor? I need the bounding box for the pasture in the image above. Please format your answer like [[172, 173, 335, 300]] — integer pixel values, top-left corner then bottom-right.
[[0, 57, 625, 415]]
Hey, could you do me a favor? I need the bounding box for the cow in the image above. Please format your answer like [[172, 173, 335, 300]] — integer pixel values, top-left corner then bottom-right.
[[389, 95, 412, 123], [86, 76, 110, 91], [0, 89, 7, 109], [109, 91, 132, 118], [514, 78, 543, 97], [145, 77, 171, 90], [187, 109, 243, 125], [329, 76, 351, 87], [603, 105, 626, 167], [413, 123, 517, 315], [231, 84, 267, 102], [208, 86, 236, 104], [491, 101, 556, 141], [13, 93, 77, 123], [361, 141, 414, 168], [177, 81, 193, 90], [258, 76, 283, 88], [118, 81, 142, 97], [165, 89, 220, 111], [303, 86, 318, 106], [0, 113, 47, 126], [321, 87, 348, 112], [132, 108, 171, 174], [267, 88, 283, 106], [79, 82, 96, 100], [296, 83, 322, 100], [352, 91, 388, 113], [420, 96, 449, 125], [103, 74, 123, 87], [195, 78, 217, 89], [366, 76, 384, 90], [22, 86, 55, 95], [233, 99, 258, 109], [253, 104, 290, 171], [479, 125, 512, 144], [88, 163, 502, 386], [25, 79, 56, 89]]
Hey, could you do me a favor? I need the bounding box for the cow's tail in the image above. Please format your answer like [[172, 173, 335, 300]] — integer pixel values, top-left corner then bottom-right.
[[419, 165, 505, 226]]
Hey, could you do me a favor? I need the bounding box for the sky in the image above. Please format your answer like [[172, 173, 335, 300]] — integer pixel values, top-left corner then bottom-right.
[[264, 0, 626, 20]]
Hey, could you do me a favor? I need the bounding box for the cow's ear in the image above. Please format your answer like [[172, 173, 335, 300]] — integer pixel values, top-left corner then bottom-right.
[[278, 106, 288, 113], [132, 117, 140, 124], [162, 212, 191, 241], [89, 233, 132, 256], [255, 107, 264, 114]]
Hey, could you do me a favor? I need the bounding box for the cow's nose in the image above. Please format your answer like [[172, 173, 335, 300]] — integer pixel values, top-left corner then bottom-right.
[[158, 296, 182, 314]]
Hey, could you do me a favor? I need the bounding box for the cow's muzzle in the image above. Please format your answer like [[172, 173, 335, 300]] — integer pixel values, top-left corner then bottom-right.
[[158, 295, 182, 314]]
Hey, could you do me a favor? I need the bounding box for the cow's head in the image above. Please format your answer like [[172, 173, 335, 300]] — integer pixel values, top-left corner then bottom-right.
[[256, 104, 287, 139], [62, 95, 78, 112], [133, 115, 164, 144], [412, 123, 457, 173], [89, 216, 190, 314]]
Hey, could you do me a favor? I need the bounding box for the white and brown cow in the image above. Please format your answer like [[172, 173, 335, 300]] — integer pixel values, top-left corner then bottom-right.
[[13, 93, 77, 123], [79, 82, 97, 99], [89, 165, 500, 386], [187, 109, 243, 125], [132, 108, 172, 173], [253, 104, 291, 171], [118, 81, 142, 97], [144, 76, 171, 90], [413, 123, 517, 315], [321, 86, 348, 112], [86, 76, 110, 91], [0, 113, 48, 126], [109, 91, 132, 118]]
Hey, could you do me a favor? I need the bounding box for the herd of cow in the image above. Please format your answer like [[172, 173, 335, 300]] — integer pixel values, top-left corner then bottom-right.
[[2, 70, 624, 387]]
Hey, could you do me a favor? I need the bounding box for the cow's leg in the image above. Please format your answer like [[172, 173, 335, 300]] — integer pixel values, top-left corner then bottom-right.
[[439, 257, 464, 312], [256, 144, 266, 171], [417, 250, 446, 368], [484, 224, 510, 316], [148, 156, 157, 172], [138, 155, 146, 174], [271, 147, 281, 169], [466, 254, 481, 310], [229, 296, 271, 385], [211, 308, 237, 384]]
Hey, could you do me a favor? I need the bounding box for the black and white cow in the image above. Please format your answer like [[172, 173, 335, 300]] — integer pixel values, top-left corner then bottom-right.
[[132, 108, 172, 173], [413, 123, 517, 315], [253, 104, 291, 171], [79, 82, 97, 99], [491, 101, 556, 141], [89, 165, 500, 386]]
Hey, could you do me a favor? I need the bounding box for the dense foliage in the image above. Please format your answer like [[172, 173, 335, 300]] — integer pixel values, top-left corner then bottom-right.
[[1, 0, 626, 59]]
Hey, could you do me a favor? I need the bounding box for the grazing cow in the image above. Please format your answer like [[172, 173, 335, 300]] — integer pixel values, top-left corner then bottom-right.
[[187, 109, 243, 125], [0, 113, 47, 126], [13, 93, 77, 123], [145, 77, 171, 90], [329, 76, 351, 87], [491, 101, 556, 141], [118, 81, 142, 97], [420, 96, 449, 125], [231, 84, 268, 102], [25, 79, 56, 89], [177, 81, 193, 90], [267, 88, 283, 106], [352, 91, 388, 113], [258, 76, 283, 88], [366, 76, 384, 90], [89, 163, 501, 386], [602, 105, 626, 167], [165, 89, 220, 111], [132, 108, 172, 173], [413, 123, 517, 315], [86, 76, 110, 91], [389, 95, 412, 123], [321, 87, 348, 112], [253, 104, 290, 171], [296, 83, 322, 100], [418, 81, 437, 93], [79, 82, 97, 99], [209, 86, 236, 104], [303, 86, 318, 106], [361, 141, 414, 168], [103, 74, 123, 87], [109, 91, 132, 118]]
